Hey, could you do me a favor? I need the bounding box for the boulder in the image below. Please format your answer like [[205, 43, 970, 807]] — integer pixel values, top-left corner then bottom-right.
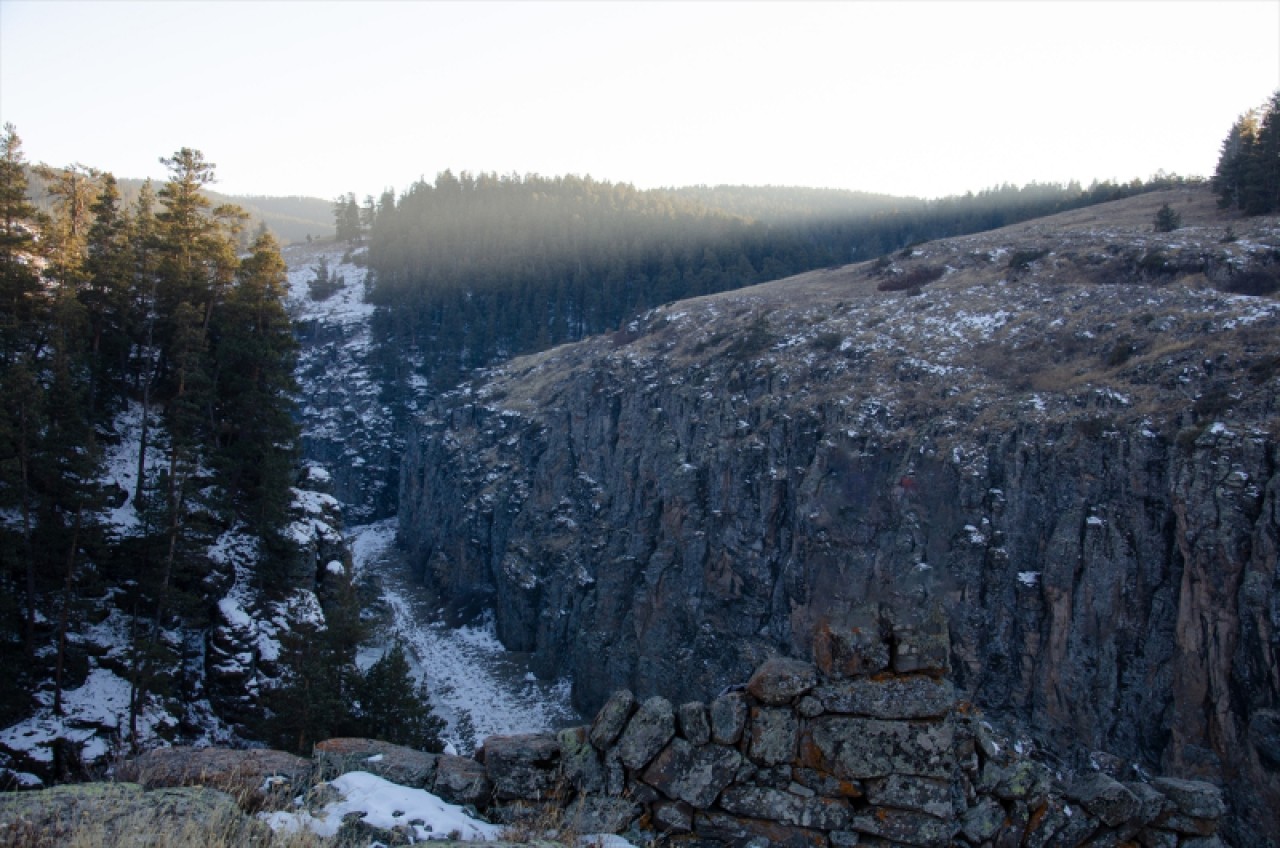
[[1150, 777, 1225, 820], [558, 726, 605, 795], [746, 658, 819, 705], [118, 746, 312, 810], [748, 706, 799, 766], [801, 717, 955, 780], [960, 796, 1006, 843], [816, 675, 955, 720], [562, 795, 641, 833], [1066, 772, 1139, 827], [813, 609, 889, 680], [865, 774, 955, 819], [718, 785, 853, 830], [849, 807, 958, 848], [615, 696, 675, 771], [709, 691, 748, 746], [588, 689, 636, 750], [640, 737, 740, 807], [694, 810, 828, 848], [482, 733, 561, 801], [314, 737, 438, 787], [433, 754, 492, 807], [677, 701, 711, 746]]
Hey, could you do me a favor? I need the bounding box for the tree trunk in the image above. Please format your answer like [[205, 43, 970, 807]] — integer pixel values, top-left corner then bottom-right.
[[52, 507, 83, 717]]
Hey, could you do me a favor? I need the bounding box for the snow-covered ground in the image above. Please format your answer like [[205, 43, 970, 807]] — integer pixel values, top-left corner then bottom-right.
[[261, 770, 502, 841], [261, 769, 636, 845], [284, 243, 581, 753], [348, 521, 581, 754]]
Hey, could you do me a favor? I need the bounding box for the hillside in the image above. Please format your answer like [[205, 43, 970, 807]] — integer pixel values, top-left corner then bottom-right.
[[397, 186, 1280, 844], [24, 168, 335, 244]]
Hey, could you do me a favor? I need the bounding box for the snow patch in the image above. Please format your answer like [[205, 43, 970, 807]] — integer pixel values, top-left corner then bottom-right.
[[261, 771, 501, 840]]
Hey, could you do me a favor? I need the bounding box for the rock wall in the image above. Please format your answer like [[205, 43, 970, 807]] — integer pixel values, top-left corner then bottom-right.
[[313, 632, 1229, 848], [400, 385, 1279, 845]]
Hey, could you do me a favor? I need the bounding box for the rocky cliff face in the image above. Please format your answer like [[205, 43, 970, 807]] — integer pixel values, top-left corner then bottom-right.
[[398, 188, 1280, 844], [285, 243, 401, 524]]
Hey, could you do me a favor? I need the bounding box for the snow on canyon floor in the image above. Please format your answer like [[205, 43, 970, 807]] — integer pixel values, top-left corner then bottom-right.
[[349, 520, 582, 754]]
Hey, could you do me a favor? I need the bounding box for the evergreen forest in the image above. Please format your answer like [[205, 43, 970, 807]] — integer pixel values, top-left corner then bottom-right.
[[356, 170, 1202, 396], [1212, 89, 1280, 216], [0, 126, 432, 761]]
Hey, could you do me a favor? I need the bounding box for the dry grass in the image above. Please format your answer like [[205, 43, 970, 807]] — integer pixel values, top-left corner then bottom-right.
[[0, 785, 329, 848]]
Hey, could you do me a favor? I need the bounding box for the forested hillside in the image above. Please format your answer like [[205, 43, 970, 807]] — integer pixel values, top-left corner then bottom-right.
[[361, 170, 1201, 396], [0, 126, 423, 778]]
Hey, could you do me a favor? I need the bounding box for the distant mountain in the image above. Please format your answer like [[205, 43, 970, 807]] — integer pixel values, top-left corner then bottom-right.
[[211, 191, 335, 244], [24, 168, 335, 244]]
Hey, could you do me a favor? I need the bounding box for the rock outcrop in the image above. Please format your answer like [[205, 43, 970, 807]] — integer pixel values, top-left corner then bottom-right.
[[398, 189, 1280, 844]]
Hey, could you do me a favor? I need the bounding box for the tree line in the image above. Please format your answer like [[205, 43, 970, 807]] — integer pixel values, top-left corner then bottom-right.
[[355, 169, 1201, 395], [1213, 89, 1280, 215]]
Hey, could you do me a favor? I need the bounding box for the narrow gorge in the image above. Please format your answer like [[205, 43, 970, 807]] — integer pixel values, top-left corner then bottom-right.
[[397, 189, 1280, 844]]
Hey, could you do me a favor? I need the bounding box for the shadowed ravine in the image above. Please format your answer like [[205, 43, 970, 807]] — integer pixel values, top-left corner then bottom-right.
[[349, 520, 581, 754]]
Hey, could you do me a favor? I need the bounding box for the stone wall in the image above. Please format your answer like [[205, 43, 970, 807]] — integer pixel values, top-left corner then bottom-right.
[[324, 624, 1228, 847]]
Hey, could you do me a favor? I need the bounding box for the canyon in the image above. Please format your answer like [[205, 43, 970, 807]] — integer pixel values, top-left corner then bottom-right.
[[397, 188, 1280, 844]]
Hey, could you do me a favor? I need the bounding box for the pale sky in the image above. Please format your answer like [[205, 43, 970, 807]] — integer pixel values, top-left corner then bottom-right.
[[2, 1, 1278, 201]]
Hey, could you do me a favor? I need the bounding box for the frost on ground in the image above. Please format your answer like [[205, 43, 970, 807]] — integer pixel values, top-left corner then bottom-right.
[[349, 521, 581, 754]]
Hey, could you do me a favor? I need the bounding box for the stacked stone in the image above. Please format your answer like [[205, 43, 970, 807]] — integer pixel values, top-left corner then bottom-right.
[[301, 619, 1227, 847], [448, 615, 1226, 848]]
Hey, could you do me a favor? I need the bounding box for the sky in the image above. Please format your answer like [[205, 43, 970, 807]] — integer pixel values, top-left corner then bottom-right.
[[2, 0, 1278, 201]]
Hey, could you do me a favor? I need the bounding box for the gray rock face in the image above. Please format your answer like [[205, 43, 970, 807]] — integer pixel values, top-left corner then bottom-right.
[[397, 190, 1280, 843]]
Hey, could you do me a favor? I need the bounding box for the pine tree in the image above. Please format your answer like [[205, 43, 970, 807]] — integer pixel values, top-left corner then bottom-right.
[[354, 640, 445, 752], [1153, 202, 1182, 233], [210, 230, 299, 535], [0, 125, 48, 675], [1213, 91, 1280, 215], [334, 192, 362, 244], [262, 619, 354, 754], [1212, 109, 1259, 210], [82, 174, 135, 417], [32, 163, 100, 290], [0, 124, 46, 366], [1246, 90, 1280, 215]]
